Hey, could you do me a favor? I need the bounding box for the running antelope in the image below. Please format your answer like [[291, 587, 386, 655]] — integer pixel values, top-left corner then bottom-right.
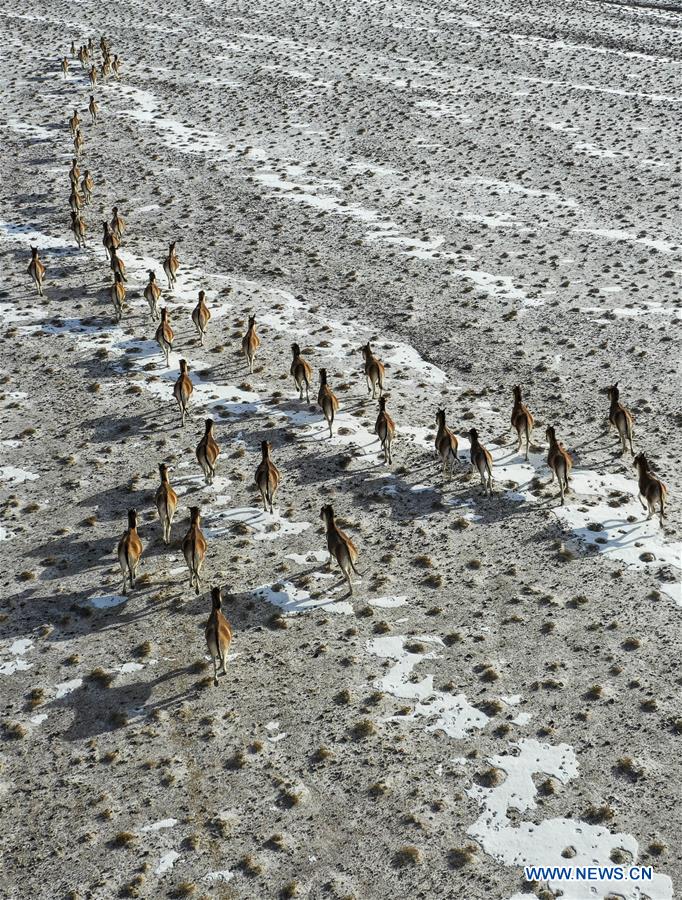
[[70, 40, 76, 56], [511, 385, 534, 461], [205, 587, 232, 687], [101, 56, 111, 80], [102, 221, 120, 258], [88, 94, 99, 124], [196, 418, 220, 484], [173, 358, 192, 424], [69, 109, 81, 136], [255, 440, 281, 513], [163, 241, 179, 290], [361, 342, 385, 399], [182, 506, 207, 595], [77, 46, 87, 68], [320, 504, 360, 596], [70, 210, 86, 249], [88, 64, 97, 86], [545, 425, 572, 505], [375, 396, 395, 464], [109, 248, 126, 282], [156, 308, 174, 367], [69, 157, 80, 187], [242, 314, 260, 373], [435, 408, 458, 475], [191, 290, 211, 346], [110, 206, 125, 240], [73, 127, 84, 156], [27, 247, 45, 296], [111, 272, 126, 321], [61, 56, 69, 78], [633, 454, 667, 526], [155, 463, 178, 544], [68, 184, 83, 214], [99, 35, 109, 54], [318, 368, 339, 438], [112, 54, 121, 79], [81, 171, 93, 204], [468, 428, 493, 497], [144, 270, 161, 320], [606, 383, 635, 456], [290, 343, 313, 402], [117, 509, 143, 594]]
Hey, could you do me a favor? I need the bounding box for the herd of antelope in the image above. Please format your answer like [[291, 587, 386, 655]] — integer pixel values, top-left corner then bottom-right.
[[24, 38, 671, 685]]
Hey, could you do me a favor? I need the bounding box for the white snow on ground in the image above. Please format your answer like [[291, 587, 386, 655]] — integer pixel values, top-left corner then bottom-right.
[[204, 869, 234, 883], [469, 740, 673, 900], [55, 678, 82, 699], [0, 638, 33, 676], [89, 594, 127, 609], [0, 466, 40, 484], [142, 819, 178, 832], [154, 850, 180, 875], [253, 581, 354, 616]]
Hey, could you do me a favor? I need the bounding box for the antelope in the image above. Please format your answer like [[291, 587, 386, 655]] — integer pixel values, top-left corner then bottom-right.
[[155, 463, 178, 544], [68, 184, 83, 214], [88, 37, 94, 54], [144, 270, 161, 320], [435, 408, 458, 475], [88, 94, 99, 124], [205, 587, 232, 687], [255, 440, 281, 513], [318, 368, 339, 438], [101, 57, 111, 80], [320, 504, 360, 596], [27, 247, 46, 296], [110, 206, 125, 240], [77, 46, 87, 68], [468, 428, 494, 497], [61, 56, 69, 78], [117, 509, 143, 594], [196, 418, 220, 484], [182, 506, 207, 595], [70, 210, 86, 249], [163, 241, 179, 290], [69, 109, 81, 136], [88, 64, 97, 86], [191, 290, 211, 345], [375, 395, 395, 464], [606, 383, 635, 456], [290, 343, 313, 402], [112, 54, 121, 79], [109, 248, 126, 282], [99, 35, 109, 54], [70, 40, 76, 56], [241, 314, 260, 373], [69, 157, 80, 187], [545, 425, 572, 505], [81, 170, 93, 204], [73, 127, 84, 156], [633, 454, 668, 526], [156, 308, 174, 367], [511, 385, 534, 461], [361, 342, 385, 399], [102, 221, 120, 258], [111, 271, 126, 321]]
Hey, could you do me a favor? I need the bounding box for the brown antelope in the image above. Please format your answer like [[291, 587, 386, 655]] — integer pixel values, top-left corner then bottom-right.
[[88, 64, 97, 86], [88, 94, 99, 124], [468, 428, 493, 497], [318, 368, 339, 438], [70, 40, 76, 56], [70, 210, 86, 249], [205, 586, 232, 687], [435, 409, 458, 475], [112, 54, 121, 79], [191, 290, 211, 346], [375, 395, 395, 464], [197, 418, 220, 484], [102, 221, 120, 258], [69, 109, 81, 136], [511, 385, 534, 461], [633, 454, 667, 526], [61, 56, 69, 78], [81, 171, 93, 204], [320, 504, 360, 596], [68, 184, 83, 214], [361, 342, 385, 399], [545, 425, 572, 505], [99, 35, 108, 54], [117, 509, 143, 594], [606, 383, 635, 456], [27, 247, 46, 296], [290, 343, 313, 402], [77, 46, 87, 68], [144, 270, 161, 320], [101, 57, 111, 80], [69, 157, 80, 187], [73, 127, 84, 156], [110, 206, 125, 240], [182, 506, 207, 595], [163, 241, 179, 290], [109, 248, 126, 282], [241, 314, 260, 373], [255, 440, 281, 513], [156, 308, 174, 368], [111, 272, 126, 321], [173, 358, 193, 424], [155, 463, 178, 544]]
